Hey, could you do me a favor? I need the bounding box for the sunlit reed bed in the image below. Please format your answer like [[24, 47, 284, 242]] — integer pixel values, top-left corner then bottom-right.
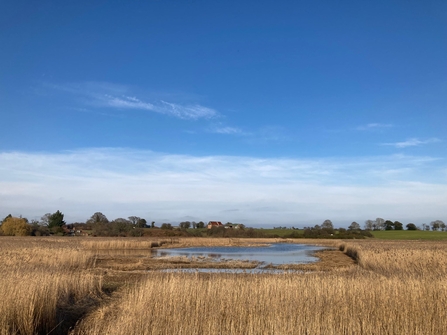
[[75, 239, 447, 334], [1, 237, 447, 334], [0, 237, 102, 334], [73, 269, 447, 335]]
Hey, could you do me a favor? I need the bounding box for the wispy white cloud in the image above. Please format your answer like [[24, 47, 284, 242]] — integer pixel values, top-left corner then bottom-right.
[[104, 95, 155, 110], [1, 149, 446, 226], [49, 82, 218, 120], [46, 82, 289, 138], [99, 95, 217, 119], [357, 123, 393, 131], [382, 138, 441, 148], [209, 126, 245, 135], [96, 94, 218, 120], [159, 101, 217, 120], [207, 124, 287, 139]]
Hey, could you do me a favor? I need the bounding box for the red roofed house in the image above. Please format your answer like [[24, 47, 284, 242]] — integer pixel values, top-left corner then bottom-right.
[[207, 221, 223, 229]]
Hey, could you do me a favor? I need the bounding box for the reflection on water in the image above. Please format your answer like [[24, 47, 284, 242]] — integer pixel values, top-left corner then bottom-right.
[[153, 243, 325, 265]]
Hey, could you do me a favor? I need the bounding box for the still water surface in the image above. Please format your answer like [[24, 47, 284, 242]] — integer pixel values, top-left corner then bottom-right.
[[153, 243, 325, 266]]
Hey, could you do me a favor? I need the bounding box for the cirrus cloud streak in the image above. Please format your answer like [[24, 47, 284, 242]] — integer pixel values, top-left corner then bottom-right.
[[48, 82, 218, 120], [382, 138, 441, 148]]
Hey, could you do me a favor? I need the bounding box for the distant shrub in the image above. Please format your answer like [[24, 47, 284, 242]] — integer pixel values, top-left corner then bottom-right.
[[406, 223, 417, 231], [0, 217, 32, 236], [31, 225, 50, 236], [285, 231, 303, 238], [302, 227, 372, 239], [206, 226, 268, 238], [161, 223, 173, 230]]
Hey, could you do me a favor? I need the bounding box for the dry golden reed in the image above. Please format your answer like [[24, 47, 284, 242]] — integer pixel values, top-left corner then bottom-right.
[[74, 239, 447, 335], [340, 240, 447, 277], [2, 237, 447, 334], [0, 237, 102, 335], [74, 269, 447, 335], [81, 238, 160, 250]]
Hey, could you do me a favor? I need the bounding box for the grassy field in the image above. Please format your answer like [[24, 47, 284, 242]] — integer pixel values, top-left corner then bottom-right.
[[1, 237, 447, 334], [253, 228, 447, 240], [371, 230, 447, 240], [262, 229, 447, 240]]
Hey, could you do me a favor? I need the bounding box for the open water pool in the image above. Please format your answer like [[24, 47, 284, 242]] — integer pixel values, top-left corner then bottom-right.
[[153, 243, 326, 266]]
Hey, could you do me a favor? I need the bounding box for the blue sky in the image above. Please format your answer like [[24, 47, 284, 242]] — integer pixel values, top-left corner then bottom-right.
[[1, 1, 446, 227]]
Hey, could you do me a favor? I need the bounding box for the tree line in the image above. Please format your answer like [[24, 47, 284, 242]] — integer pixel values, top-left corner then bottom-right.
[[363, 218, 446, 231], [1, 211, 446, 237], [0, 211, 240, 237], [301, 220, 373, 239], [0, 211, 154, 237]]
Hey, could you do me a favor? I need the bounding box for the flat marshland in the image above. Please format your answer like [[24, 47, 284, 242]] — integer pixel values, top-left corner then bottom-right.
[[1, 237, 447, 334]]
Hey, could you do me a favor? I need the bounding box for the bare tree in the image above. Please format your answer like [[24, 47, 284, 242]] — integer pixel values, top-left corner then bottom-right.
[[87, 212, 109, 224], [348, 222, 360, 230], [179, 221, 191, 229], [375, 218, 385, 230], [128, 216, 147, 228], [430, 220, 445, 231], [40, 213, 51, 226], [364, 220, 374, 230], [322, 219, 334, 230], [128, 216, 140, 225]]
